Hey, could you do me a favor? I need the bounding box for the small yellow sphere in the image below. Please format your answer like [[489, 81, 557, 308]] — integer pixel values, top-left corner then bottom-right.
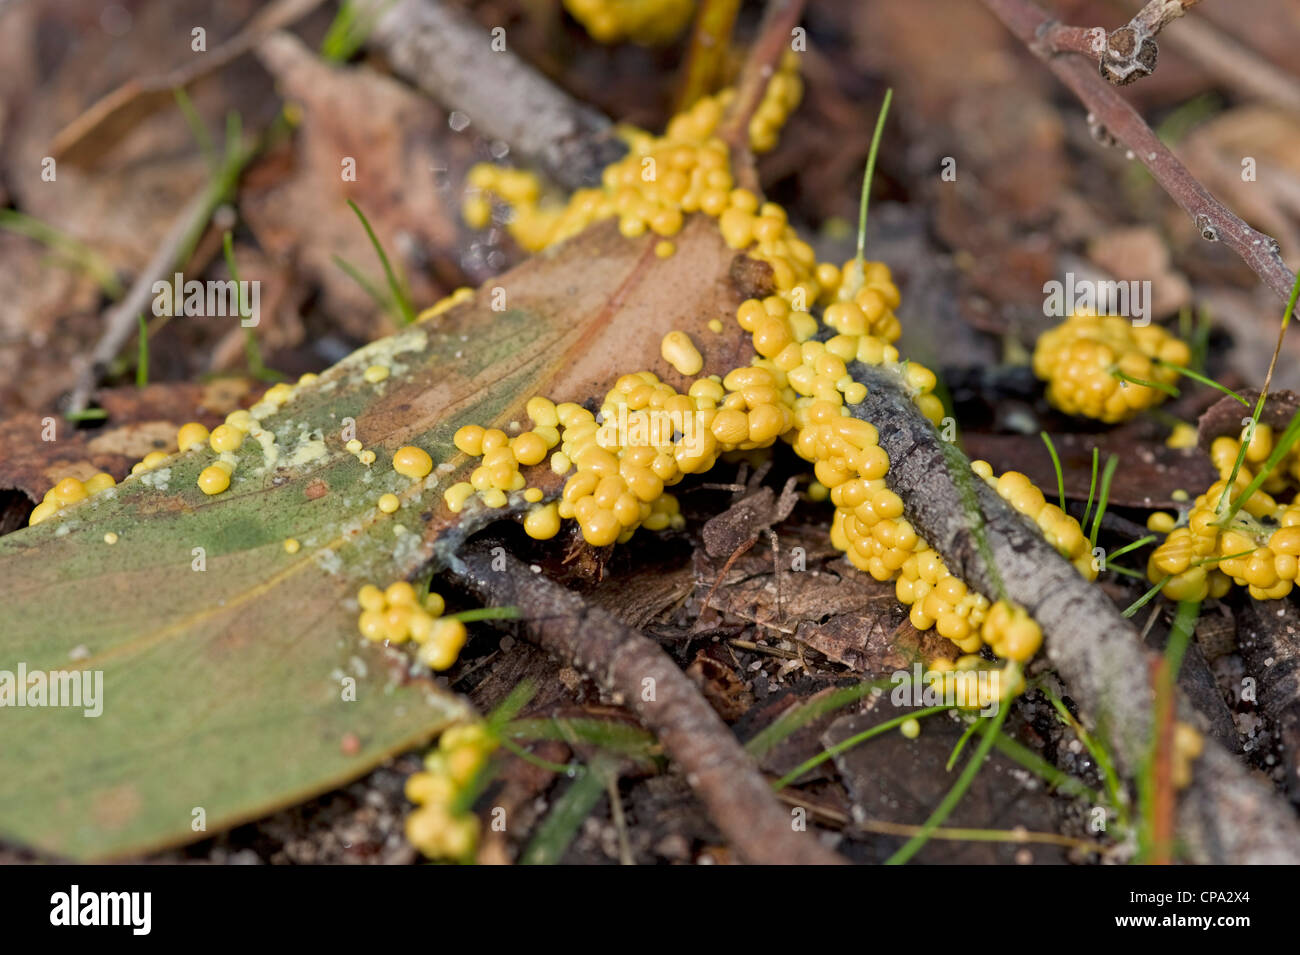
[[358, 584, 386, 611], [385, 581, 418, 607], [197, 465, 231, 495], [209, 424, 244, 453], [177, 422, 210, 451], [393, 445, 434, 479]]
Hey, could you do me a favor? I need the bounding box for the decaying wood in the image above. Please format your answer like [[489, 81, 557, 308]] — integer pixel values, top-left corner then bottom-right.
[[361, 0, 626, 189], [455, 537, 846, 864], [849, 361, 1300, 863], [1234, 598, 1300, 804]]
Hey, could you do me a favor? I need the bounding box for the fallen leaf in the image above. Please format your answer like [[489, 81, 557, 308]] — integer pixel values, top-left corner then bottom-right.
[[0, 213, 757, 859]]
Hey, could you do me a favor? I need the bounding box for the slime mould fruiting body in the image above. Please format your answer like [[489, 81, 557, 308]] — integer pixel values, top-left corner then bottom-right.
[[451, 58, 1048, 680], [562, 0, 695, 46], [1033, 311, 1190, 423], [23, 50, 1230, 863], [1147, 425, 1300, 602], [32, 54, 1061, 689]]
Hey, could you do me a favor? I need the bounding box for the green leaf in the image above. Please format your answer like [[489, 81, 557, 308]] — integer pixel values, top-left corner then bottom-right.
[[0, 216, 753, 860]]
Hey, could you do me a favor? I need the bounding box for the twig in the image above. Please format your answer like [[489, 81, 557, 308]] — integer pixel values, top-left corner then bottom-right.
[[675, 0, 743, 113], [1038, 0, 1201, 85], [359, 0, 625, 189], [65, 187, 218, 413], [848, 362, 1300, 863], [66, 129, 258, 413], [981, 0, 1298, 310], [455, 538, 846, 864], [717, 0, 807, 193]]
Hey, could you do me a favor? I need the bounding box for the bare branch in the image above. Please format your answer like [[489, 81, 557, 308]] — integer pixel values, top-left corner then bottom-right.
[[982, 0, 1298, 311], [362, 0, 626, 189], [454, 537, 847, 865], [1037, 0, 1201, 84], [718, 0, 807, 193]]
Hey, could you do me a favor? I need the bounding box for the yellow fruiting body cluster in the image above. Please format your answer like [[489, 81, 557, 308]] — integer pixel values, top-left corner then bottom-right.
[[974, 460, 1099, 581], [744, 51, 803, 154], [926, 653, 1027, 708], [442, 78, 1101, 681], [562, 0, 694, 46], [1033, 313, 1190, 423], [356, 582, 466, 669], [1147, 424, 1300, 601], [28, 472, 116, 525], [462, 56, 804, 256], [405, 722, 498, 860], [881, 459, 1094, 660]]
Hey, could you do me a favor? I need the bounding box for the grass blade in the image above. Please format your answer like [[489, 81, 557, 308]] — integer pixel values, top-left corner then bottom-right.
[[771, 705, 949, 791], [1087, 454, 1118, 549], [135, 315, 149, 388], [345, 199, 415, 324], [1040, 431, 1066, 511], [519, 755, 616, 865], [1082, 447, 1100, 529], [885, 681, 1015, 865], [845, 88, 893, 297]]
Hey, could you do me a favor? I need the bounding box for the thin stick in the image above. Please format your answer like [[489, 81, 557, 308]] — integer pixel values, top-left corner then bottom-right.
[[717, 0, 807, 191], [456, 538, 846, 864], [1040, 0, 1203, 86], [982, 0, 1297, 309]]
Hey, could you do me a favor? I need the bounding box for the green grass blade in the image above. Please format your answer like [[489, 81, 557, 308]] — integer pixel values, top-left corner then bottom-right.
[[1040, 431, 1066, 511], [1111, 368, 1179, 398], [135, 314, 149, 388], [1087, 454, 1118, 549], [334, 253, 395, 313], [1216, 268, 1300, 516], [1082, 447, 1100, 530], [222, 231, 282, 382], [1122, 576, 1170, 618], [0, 210, 123, 299], [173, 86, 217, 170], [946, 717, 985, 772], [745, 677, 890, 757], [845, 88, 893, 297], [771, 705, 949, 791], [885, 689, 1013, 865], [346, 199, 415, 324], [1157, 361, 1246, 405], [444, 606, 520, 624], [1220, 406, 1300, 526], [519, 755, 615, 865], [992, 732, 1104, 805]]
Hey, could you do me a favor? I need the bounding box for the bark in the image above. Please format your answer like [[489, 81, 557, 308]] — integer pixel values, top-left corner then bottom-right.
[[362, 0, 626, 189], [849, 361, 1300, 863]]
